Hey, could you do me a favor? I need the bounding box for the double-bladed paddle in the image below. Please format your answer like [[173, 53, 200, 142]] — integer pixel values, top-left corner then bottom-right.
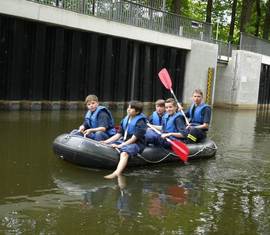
[[158, 68, 190, 125], [147, 123, 189, 162]]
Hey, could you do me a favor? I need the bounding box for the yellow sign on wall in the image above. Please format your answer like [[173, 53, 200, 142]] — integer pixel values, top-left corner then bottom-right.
[[206, 67, 214, 105]]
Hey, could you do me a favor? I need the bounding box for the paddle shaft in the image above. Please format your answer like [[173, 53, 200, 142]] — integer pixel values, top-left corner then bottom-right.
[[169, 88, 190, 126]]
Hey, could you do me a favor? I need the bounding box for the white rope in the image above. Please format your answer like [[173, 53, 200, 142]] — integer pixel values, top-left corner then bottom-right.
[[136, 151, 173, 163]]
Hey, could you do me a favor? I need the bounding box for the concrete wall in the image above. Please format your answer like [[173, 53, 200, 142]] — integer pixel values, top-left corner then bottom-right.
[[183, 40, 218, 105], [0, 0, 191, 51], [215, 50, 265, 109]]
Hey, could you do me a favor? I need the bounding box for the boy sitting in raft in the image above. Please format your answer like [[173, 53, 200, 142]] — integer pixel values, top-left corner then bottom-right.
[[146, 98, 186, 147], [148, 99, 166, 129], [180, 89, 212, 143], [102, 100, 147, 179], [145, 99, 166, 144], [71, 94, 116, 141]]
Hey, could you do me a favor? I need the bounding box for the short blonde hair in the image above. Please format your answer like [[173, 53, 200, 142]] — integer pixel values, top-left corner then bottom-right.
[[85, 94, 98, 104], [165, 98, 177, 107], [193, 89, 203, 97]]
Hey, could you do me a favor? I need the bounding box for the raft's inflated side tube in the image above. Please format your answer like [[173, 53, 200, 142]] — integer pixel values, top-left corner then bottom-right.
[[53, 134, 217, 169]]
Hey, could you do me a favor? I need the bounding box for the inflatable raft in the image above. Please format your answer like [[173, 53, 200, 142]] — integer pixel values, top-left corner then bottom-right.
[[52, 133, 217, 169]]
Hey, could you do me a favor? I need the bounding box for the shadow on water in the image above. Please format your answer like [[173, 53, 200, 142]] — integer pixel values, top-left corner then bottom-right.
[[0, 108, 270, 234]]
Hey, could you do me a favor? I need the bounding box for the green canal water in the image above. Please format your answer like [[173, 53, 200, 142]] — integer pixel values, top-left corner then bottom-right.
[[0, 108, 270, 234]]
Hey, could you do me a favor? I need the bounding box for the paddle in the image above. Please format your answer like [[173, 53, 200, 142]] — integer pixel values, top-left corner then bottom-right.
[[147, 123, 189, 162], [158, 68, 190, 125]]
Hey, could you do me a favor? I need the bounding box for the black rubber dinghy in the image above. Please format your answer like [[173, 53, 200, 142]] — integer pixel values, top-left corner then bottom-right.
[[53, 133, 217, 169]]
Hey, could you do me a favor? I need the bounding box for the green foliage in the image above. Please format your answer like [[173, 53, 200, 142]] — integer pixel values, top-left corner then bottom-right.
[[181, 0, 207, 20], [164, 0, 270, 43]]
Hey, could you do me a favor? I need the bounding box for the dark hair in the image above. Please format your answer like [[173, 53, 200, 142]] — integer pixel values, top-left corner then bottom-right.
[[128, 100, 143, 113], [155, 99, 165, 107], [165, 98, 177, 107]]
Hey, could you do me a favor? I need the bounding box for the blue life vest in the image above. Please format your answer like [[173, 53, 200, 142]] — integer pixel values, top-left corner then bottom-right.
[[121, 113, 147, 137], [188, 103, 209, 126], [151, 111, 164, 126], [162, 112, 183, 133], [85, 106, 116, 136]]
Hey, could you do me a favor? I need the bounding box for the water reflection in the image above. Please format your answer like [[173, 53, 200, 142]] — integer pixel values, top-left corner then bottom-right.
[[51, 164, 192, 220], [256, 106, 270, 133]]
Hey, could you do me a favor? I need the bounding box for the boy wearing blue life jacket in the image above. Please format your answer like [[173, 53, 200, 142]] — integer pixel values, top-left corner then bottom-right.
[[72, 94, 116, 141], [146, 98, 186, 147], [149, 99, 166, 127], [183, 89, 211, 143], [145, 99, 166, 144], [159, 98, 186, 145], [102, 101, 147, 179]]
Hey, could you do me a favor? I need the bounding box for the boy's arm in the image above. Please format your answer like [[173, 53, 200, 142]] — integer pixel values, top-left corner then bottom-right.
[[176, 116, 186, 130], [194, 106, 211, 130], [103, 133, 122, 144], [79, 124, 86, 132], [134, 119, 147, 139], [79, 119, 89, 132], [119, 135, 138, 146], [161, 116, 185, 139], [119, 119, 146, 147], [86, 126, 106, 133], [96, 111, 110, 130]]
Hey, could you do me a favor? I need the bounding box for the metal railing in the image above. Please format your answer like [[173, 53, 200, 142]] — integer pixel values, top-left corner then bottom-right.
[[213, 39, 238, 62], [129, 0, 166, 11], [27, 0, 241, 61], [240, 32, 270, 57], [27, 0, 212, 42]]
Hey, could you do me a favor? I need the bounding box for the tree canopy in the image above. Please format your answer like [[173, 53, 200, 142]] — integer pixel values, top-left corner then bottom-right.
[[136, 0, 270, 43]]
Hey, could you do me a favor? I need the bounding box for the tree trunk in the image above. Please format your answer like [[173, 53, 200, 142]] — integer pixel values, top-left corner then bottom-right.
[[263, 0, 270, 39], [255, 0, 261, 36], [171, 0, 181, 14], [240, 0, 255, 33], [206, 0, 213, 23], [228, 0, 237, 42]]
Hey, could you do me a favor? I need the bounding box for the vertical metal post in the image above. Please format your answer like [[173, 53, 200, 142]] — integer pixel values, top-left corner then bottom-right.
[[130, 42, 138, 100], [92, 0, 95, 15], [161, 0, 166, 31], [228, 41, 231, 59], [162, 0, 166, 11], [215, 20, 219, 40], [82, 0, 85, 14], [239, 32, 243, 50]]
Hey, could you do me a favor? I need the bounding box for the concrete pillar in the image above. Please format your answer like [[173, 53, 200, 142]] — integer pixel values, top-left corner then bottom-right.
[[215, 50, 262, 109]]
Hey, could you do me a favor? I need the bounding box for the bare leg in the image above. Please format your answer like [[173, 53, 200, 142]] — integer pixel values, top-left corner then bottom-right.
[[104, 152, 129, 179]]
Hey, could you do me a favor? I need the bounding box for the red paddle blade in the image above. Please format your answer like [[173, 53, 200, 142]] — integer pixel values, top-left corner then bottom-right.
[[158, 68, 172, 90], [171, 140, 189, 162]]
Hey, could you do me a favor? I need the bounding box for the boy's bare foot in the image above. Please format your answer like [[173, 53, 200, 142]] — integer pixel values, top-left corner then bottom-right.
[[104, 172, 118, 179]]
